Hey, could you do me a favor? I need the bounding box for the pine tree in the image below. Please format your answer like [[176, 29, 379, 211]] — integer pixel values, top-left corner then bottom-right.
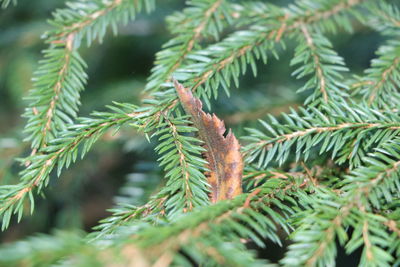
[[0, 0, 400, 266]]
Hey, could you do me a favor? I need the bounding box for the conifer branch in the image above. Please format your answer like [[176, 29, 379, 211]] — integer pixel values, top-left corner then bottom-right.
[[24, 37, 86, 149], [364, 1, 400, 35], [2, 0, 400, 265], [57, 0, 138, 37], [145, 0, 229, 92], [362, 218, 373, 262], [244, 103, 400, 168], [144, 0, 364, 125], [44, 179, 300, 266], [256, 122, 399, 147], [1, 104, 142, 229], [24, 0, 155, 149], [90, 193, 168, 240], [6, 0, 155, 228], [124, 178, 299, 264], [153, 114, 209, 217], [299, 24, 329, 102], [283, 143, 400, 266], [165, 116, 195, 208], [368, 57, 400, 104], [236, 0, 364, 37], [305, 205, 346, 267], [273, 0, 364, 37], [352, 40, 400, 107]]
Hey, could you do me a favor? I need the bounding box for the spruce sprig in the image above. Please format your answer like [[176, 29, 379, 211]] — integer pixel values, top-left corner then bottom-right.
[[1, 0, 400, 266]]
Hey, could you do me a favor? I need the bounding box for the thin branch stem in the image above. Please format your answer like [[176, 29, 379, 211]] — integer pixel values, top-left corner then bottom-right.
[[164, 114, 194, 212], [300, 24, 328, 102], [368, 57, 400, 104], [255, 122, 400, 150]]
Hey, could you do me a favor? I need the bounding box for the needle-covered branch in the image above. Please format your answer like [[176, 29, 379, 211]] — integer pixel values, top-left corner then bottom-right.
[[0, 103, 142, 229], [293, 25, 348, 104], [146, 0, 231, 92], [24, 0, 155, 149], [143, 0, 364, 124], [283, 141, 400, 266], [352, 40, 400, 107], [1, 0, 400, 266], [153, 114, 210, 217], [244, 102, 400, 169]]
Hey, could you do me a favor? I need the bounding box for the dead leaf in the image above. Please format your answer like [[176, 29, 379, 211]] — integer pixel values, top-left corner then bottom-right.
[[174, 80, 243, 203]]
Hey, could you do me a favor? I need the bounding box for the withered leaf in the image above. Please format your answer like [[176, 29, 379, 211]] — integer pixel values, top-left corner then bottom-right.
[[174, 80, 243, 203]]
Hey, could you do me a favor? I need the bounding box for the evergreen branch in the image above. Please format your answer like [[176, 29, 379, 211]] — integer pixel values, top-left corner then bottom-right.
[[146, 25, 278, 118], [387, 211, 400, 266], [146, 0, 230, 92], [144, 0, 364, 124], [288, 0, 363, 31], [1, 104, 142, 230], [163, 116, 196, 210], [361, 214, 382, 265], [50, 0, 155, 41], [282, 188, 347, 267], [243, 103, 400, 168], [24, 0, 155, 149], [3, 0, 400, 265], [128, 178, 299, 264], [254, 122, 395, 147], [153, 114, 210, 217], [271, 0, 364, 37], [23, 35, 85, 149], [283, 142, 400, 266], [352, 40, 400, 107], [43, 179, 299, 266], [364, 0, 400, 36], [235, 0, 364, 36], [56, 236, 270, 267], [341, 139, 400, 208], [178, 0, 362, 97], [301, 25, 328, 103], [294, 24, 348, 104], [345, 207, 394, 267], [123, 2, 366, 177], [14, 0, 156, 228], [383, 209, 400, 266], [90, 193, 168, 241]]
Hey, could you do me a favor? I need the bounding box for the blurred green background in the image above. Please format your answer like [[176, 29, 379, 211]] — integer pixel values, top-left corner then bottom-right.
[[0, 0, 387, 264]]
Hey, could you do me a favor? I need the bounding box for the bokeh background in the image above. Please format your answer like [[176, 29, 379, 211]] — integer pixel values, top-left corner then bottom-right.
[[0, 0, 387, 264]]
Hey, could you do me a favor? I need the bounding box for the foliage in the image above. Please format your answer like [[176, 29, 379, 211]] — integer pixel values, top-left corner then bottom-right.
[[0, 0, 400, 266]]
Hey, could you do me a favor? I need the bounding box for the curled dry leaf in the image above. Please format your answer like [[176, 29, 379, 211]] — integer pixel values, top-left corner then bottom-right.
[[174, 80, 243, 203]]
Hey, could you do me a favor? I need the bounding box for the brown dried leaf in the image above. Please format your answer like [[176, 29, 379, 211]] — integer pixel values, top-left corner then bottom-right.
[[174, 80, 243, 203]]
